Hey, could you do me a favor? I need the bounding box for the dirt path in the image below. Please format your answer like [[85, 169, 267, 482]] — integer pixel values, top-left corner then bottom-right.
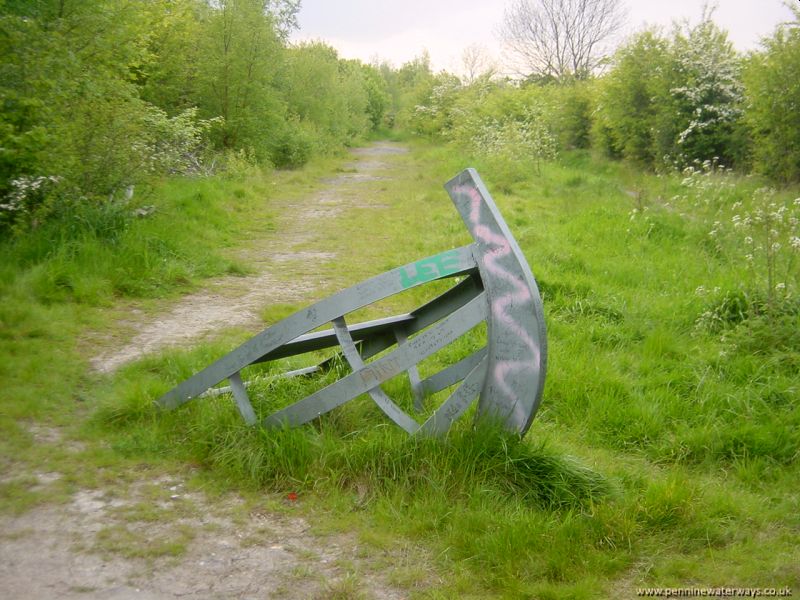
[[1, 143, 417, 600], [90, 142, 408, 374], [0, 471, 393, 599], [0, 441, 408, 600]]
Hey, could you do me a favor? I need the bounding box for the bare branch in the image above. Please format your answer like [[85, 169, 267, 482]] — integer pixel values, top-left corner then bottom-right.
[[498, 0, 625, 81], [460, 44, 497, 85]]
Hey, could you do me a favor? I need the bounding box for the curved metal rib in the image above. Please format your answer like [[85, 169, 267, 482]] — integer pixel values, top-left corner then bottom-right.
[[445, 169, 547, 435], [332, 316, 419, 434], [155, 168, 547, 439]]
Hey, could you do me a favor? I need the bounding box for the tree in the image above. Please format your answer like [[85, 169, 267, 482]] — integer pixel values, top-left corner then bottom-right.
[[744, 2, 800, 182], [460, 44, 497, 85], [195, 0, 285, 158], [390, 53, 437, 131], [595, 9, 745, 169], [668, 9, 744, 166], [499, 0, 625, 81], [595, 29, 673, 165], [0, 0, 164, 198], [261, 0, 301, 40], [358, 64, 391, 130]]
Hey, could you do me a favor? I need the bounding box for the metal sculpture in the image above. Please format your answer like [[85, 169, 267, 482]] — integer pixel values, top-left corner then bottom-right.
[[157, 169, 547, 436]]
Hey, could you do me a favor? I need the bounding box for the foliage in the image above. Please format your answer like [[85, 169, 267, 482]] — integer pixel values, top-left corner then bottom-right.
[[743, 4, 800, 182], [596, 14, 745, 170], [262, 0, 302, 40], [409, 74, 462, 136], [2, 138, 799, 597], [278, 44, 375, 155], [728, 190, 800, 311], [0, 0, 390, 236], [359, 64, 391, 130], [669, 11, 745, 167], [191, 0, 285, 159], [382, 53, 439, 132], [594, 29, 673, 165], [465, 103, 557, 173], [640, 153, 800, 354], [550, 80, 594, 150], [408, 76, 568, 177], [3, 0, 799, 593]]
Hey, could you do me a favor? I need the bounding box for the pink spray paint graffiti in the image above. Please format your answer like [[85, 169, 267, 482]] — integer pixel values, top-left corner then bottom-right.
[[454, 184, 541, 409]]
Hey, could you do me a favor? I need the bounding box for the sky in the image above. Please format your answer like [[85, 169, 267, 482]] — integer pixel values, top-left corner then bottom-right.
[[291, 0, 798, 75]]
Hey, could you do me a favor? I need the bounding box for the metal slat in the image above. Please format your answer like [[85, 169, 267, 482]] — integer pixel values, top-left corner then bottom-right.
[[199, 365, 320, 399], [332, 317, 419, 434], [310, 273, 484, 377], [418, 357, 488, 437], [263, 292, 489, 429], [158, 245, 477, 410], [254, 313, 416, 363], [420, 347, 488, 395], [355, 274, 484, 362], [394, 328, 424, 412], [228, 372, 257, 425]]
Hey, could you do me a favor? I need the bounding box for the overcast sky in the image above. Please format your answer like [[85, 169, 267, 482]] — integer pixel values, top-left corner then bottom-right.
[[291, 0, 797, 75]]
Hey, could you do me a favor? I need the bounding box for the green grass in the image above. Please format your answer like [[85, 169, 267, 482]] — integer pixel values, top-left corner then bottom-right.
[[1, 139, 798, 598]]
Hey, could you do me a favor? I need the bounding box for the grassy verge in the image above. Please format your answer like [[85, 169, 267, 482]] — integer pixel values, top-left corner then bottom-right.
[[2, 140, 798, 599]]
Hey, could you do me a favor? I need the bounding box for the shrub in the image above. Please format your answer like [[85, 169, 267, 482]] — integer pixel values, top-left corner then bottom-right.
[[744, 5, 800, 182], [669, 12, 745, 167], [269, 120, 314, 168], [595, 29, 672, 166]]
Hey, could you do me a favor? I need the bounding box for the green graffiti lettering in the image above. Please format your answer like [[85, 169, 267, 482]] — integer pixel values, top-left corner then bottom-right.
[[399, 250, 462, 289]]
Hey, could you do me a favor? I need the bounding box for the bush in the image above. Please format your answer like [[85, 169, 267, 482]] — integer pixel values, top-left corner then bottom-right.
[[597, 13, 746, 169], [269, 120, 314, 169], [744, 6, 800, 182], [594, 29, 672, 166], [669, 13, 745, 167]]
